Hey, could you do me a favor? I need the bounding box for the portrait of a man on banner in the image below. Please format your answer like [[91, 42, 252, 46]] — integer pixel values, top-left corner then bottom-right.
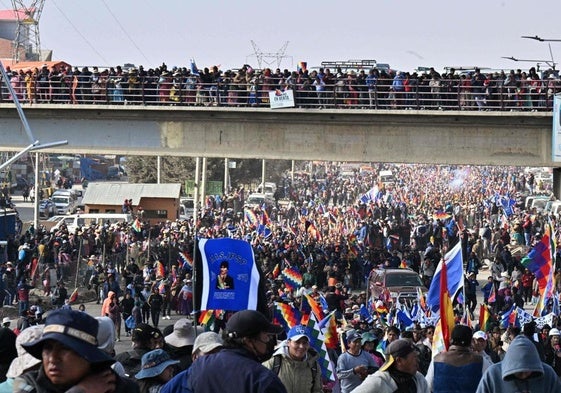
[[198, 238, 260, 311]]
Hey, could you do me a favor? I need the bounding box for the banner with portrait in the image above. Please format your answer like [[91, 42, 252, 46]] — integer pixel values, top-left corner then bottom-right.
[[198, 238, 260, 311]]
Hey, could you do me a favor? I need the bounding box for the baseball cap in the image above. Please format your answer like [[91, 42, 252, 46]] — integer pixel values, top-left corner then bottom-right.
[[548, 328, 560, 336], [226, 310, 282, 338], [380, 339, 418, 371], [287, 325, 310, 342], [346, 331, 362, 343], [473, 331, 488, 341]]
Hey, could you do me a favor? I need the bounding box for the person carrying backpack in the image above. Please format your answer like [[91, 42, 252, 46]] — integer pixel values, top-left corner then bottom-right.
[[263, 325, 322, 393]]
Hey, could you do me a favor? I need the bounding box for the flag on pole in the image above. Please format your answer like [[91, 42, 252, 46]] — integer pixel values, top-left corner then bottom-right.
[[132, 218, 142, 233], [427, 240, 464, 312], [488, 285, 496, 304], [272, 264, 281, 279], [439, 258, 455, 350], [306, 313, 336, 381], [199, 309, 215, 327], [479, 304, 492, 331], [283, 266, 303, 291], [318, 311, 339, 349], [301, 294, 324, 321], [198, 238, 261, 311], [432, 319, 447, 358], [190, 59, 200, 76], [273, 302, 301, 332], [178, 251, 193, 271], [154, 261, 165, 279], [521, 223, 554, 294]]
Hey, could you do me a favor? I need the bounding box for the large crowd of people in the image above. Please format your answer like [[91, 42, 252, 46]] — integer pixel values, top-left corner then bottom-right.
[[1, 62, 560, 111], [0, 161, 560, 392]]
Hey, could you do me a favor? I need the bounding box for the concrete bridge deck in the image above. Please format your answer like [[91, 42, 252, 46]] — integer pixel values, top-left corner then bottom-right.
[[0, 104, 554, 167]]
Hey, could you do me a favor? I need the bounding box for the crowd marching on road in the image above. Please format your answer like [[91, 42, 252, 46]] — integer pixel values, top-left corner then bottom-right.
[[1, 61, 560, 111], [0, 162, 560, 392]]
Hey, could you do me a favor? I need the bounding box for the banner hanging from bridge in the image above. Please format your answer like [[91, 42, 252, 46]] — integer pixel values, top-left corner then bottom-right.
[[269, 89, 295, 109]]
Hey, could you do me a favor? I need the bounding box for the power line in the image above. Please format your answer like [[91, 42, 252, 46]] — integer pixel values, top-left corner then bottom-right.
[[51, 0, 109, 65], [100, 0, 151, 65]]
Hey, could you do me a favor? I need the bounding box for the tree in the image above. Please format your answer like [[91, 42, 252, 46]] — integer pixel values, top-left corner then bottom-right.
[[125, 156, 292, 194]]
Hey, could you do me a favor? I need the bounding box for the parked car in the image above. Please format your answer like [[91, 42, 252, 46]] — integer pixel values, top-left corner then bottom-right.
[[368, 268, 426, 305], [39, 199, 57, 218]]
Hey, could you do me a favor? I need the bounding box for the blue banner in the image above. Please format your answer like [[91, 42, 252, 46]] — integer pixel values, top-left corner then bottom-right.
[[198, 238, 260, 311]]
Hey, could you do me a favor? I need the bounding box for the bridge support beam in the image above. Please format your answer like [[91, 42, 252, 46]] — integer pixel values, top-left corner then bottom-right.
[[0, 104, 555, 167]]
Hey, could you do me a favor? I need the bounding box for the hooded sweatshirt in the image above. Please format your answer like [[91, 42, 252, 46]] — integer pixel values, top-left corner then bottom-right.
[[262, 343, 322, 393], [476, 335, 561, 393]]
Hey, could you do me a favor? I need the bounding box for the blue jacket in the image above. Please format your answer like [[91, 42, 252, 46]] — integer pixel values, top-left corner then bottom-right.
[[185, 347, 287, 393], [160, 367, 192, 393]]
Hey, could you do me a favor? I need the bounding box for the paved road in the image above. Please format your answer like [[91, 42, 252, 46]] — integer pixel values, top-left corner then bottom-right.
[[83, 300, 192, 354]]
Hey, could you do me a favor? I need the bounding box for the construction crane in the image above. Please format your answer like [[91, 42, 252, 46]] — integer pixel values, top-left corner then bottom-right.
[[11, 0, 46, 62], [247, 40, 292, 70]]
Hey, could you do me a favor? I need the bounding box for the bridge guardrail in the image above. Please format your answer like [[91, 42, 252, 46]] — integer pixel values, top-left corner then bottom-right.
[[0, 76, 559, 111]]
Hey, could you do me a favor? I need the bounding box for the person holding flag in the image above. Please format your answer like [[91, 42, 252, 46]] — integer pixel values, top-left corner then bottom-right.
[[263, 325, 322, 393]]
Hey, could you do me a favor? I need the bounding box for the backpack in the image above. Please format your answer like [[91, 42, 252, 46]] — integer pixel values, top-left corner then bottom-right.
[[272, 354, 317, 393]]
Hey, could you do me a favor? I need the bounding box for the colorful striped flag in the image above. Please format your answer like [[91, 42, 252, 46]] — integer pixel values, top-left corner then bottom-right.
[[154, 261, 165, 279], [301, 294, 324, 321], [272, 264, 280, 279], [479, 304, 492, 331], [488, 285, 496, 304], [283, 266, 303, 291], [199, 309, 215, 327], [244, 209, 259, 227], [432, 318, 447, 358], [318, 311, 338, 349], [521, 223, 554, 295], [178, 251, 193, 271], [439, 258, 455, 350], [273, 302, 301, 332], [132, 218, 142, 233], [417, 287, 427, 311], [306, 313, 335, 381]]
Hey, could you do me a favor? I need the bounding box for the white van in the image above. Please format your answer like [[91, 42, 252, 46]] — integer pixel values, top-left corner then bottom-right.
[[379, 170, 396, 187], [50, 213, 132, 233], [257, 182, 277, 199], [51, 189, 79, 215]]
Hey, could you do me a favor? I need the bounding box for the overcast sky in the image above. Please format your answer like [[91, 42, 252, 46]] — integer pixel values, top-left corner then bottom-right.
[[21, 0, 561, 73]]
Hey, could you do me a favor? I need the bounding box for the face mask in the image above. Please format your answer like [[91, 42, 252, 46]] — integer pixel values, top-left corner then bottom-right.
[[255, 335, 277, 362]]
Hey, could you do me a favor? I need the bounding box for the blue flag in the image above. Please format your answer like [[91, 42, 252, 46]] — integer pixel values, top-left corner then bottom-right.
[[396, 309, 414, 329], [359, 305, 374, 323], [198, 238, 260, 311], [426, 240, 464, 312]]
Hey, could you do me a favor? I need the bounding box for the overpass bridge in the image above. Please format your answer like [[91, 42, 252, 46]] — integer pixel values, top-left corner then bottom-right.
[[0, 104, 554, 168]]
